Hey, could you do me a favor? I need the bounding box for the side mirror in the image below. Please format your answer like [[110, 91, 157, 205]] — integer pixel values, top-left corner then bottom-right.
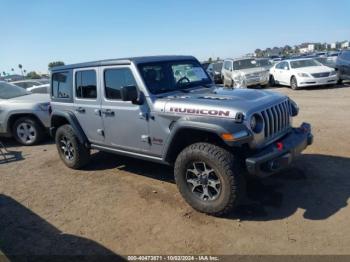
[[284, 66, 289, 70], [121, 85, 142, 104]]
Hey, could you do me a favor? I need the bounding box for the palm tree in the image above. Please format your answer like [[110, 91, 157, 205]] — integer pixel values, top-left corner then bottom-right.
[[18, 64, 23, 77]]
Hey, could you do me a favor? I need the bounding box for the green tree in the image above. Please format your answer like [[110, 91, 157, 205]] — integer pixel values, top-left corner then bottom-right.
[[255, 48, 262, 57], [208, 57, 212, 63], [48, 61, 65, 69], [18, 64, 23, 76], [26, 71, 41, 79]]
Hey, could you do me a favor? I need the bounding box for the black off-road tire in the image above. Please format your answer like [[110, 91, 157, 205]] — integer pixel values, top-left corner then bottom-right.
[[55, 124, 90, 169], [174, 143, 245, 216], [12, 117, 45, 146]]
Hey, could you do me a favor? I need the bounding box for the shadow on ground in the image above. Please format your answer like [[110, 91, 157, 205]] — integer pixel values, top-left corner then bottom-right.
[[86, 152, 350, 221], [0, 194, 125, 260]]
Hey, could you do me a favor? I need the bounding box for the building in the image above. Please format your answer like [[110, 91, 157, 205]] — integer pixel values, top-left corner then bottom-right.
[[307, 44, 315, 52], [341, 41, 349, 49]]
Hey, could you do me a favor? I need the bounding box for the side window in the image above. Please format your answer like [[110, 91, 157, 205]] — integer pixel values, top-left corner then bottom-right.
[[104, 68, 137, 100], [75, 70, 97, 99], [224, 61, 232, 70], [52, 71, 71, 99]]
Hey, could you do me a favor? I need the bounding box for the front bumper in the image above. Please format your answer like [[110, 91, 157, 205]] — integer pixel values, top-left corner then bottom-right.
[[245, 123, 313, 177], [246, 77, 269, 87], [298, 75, 338, 87]]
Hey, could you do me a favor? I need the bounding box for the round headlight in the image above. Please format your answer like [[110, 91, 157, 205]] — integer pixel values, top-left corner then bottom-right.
[[250, 114, 263, 133]]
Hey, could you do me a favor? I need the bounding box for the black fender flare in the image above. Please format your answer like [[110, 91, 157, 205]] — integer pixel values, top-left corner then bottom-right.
[[50, 111, 89, 146], [163, 118, 252, 162]]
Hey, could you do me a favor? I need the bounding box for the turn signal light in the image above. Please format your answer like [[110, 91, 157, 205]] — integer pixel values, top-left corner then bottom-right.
[[221, 133, 235, 141]]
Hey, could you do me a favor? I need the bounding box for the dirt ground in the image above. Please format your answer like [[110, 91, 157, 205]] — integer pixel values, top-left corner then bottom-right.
[[1, 83, 350, 257]]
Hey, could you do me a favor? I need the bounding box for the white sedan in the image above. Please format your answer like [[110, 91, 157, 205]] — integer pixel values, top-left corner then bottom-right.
[[269, 58, 338, 90]]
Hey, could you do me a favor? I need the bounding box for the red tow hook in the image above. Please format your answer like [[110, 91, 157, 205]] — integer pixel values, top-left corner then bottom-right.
[[276, 142, 284, 151]]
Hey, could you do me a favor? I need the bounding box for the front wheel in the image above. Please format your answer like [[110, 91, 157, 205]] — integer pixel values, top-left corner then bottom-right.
[[13, 117, 44, 146], [55, 124, 90, 169], [290, 76, 300, 90], [174, 143, 245, 216]]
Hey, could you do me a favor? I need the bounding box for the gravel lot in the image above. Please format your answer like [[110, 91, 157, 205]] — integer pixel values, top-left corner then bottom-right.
[[1, 83, 350, 257]]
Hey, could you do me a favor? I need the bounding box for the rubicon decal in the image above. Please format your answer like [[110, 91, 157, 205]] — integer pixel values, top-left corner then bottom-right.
[[169, 107, 232, 117]]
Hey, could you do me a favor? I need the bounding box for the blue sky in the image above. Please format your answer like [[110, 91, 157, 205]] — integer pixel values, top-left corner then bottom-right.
[[1, 0, 349, 73]]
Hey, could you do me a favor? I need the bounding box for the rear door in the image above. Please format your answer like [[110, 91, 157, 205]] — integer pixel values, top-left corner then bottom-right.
[[73, 68, 104, 144]]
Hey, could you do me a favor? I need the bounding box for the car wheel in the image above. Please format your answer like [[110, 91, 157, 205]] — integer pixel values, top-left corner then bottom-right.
[[174, 143, 245, 216], [13, 117, 44, 146], [55, 124, 90, 169], [337, 71, 343, 85], [290, 76, 300, 90], [269, 75, 276, 86]]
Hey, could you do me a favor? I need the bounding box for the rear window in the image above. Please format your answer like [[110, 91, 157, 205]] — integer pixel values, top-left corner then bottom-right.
[[52, 71, 72, 99], [75, 70, 97, 99]]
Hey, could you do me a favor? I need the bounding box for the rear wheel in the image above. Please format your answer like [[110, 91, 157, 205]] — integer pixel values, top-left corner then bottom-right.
[[174, 143, 245, 216], [290, 76, 300, 90], [12, 117, 44, 146], [55, 124, 90, 169], [337, 71, 343, 85]]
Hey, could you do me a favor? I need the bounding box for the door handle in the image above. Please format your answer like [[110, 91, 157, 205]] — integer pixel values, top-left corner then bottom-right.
[[75, 107, 85, 113], [102, 109, 115, 116]]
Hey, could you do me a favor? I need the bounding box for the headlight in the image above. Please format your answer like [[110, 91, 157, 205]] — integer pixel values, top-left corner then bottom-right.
[[37, 102, 50, 111], [289, 99, 299, 117], [330, 71, 337, 76], [297, 72, 310, 77], [250, 114, 263, 133]]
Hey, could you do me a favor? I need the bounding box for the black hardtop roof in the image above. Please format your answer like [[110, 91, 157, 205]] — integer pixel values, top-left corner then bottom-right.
[[50, 55, 197, 71]]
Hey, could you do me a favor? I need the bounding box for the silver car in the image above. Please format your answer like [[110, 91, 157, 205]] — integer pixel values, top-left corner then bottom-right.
[[11, 79, 50, 94], [0, 81, 51, 145], [222, 58, 270, 88]]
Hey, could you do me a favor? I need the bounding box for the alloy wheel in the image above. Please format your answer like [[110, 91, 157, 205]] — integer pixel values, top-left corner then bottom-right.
[[16, 123, 37, 144], [59, 136, 75, 161], [186, 162, 221, 201]]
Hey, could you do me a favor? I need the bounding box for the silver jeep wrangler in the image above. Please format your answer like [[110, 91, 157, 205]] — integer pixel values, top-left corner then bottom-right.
[[50, 56, 313, 216]]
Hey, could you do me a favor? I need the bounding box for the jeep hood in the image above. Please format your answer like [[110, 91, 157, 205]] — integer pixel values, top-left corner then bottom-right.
[[155, 87, 287, 119]]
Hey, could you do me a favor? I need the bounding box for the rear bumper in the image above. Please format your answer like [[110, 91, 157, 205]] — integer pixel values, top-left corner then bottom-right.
[[245, 122, 313, 177]]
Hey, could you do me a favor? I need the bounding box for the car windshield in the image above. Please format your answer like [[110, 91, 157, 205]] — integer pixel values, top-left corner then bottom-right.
[[290, 59, 321, 68], [0, 82, 30, 99], [213, 62, 223, 71], [138, 60, 212, 94], [233, 59, 258, 70], [257, 59, 272, 67]]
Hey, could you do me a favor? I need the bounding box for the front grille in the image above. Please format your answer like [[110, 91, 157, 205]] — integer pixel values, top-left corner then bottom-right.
[[261, 100, 291, 139], [246, 72, 260, 79], [311, 72, 330, 78]]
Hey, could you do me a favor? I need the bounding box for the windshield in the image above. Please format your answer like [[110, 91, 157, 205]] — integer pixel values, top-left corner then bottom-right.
[[290, 59, 322, 69], [138, 60, 212, 94], [233, 59, 258, 70], [0, 82, 30, 99], [257, 59, 272, 67], [213, 62, 223, 71]]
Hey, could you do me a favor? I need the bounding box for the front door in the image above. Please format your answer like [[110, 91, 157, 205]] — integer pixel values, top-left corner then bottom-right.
[[100, 66, 150, 153], [73, 68, 104, 144]]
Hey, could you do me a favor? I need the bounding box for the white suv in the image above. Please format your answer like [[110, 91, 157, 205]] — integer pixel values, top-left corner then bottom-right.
[[222, 58, 269, 88]]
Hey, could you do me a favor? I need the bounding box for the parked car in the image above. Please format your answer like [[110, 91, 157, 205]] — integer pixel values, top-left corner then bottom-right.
[[222, 58, 269, 88], [315, 56, 337, 68], [11, 79, 50, 94], [269, 58, 337, 90], [206, 61, 223, 84], [50, 55, 313, 216], [256, 58, 274, 71], [0, 81, 50, 145], [335, 49, 350, 84], [201, 62, 210, 70]]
